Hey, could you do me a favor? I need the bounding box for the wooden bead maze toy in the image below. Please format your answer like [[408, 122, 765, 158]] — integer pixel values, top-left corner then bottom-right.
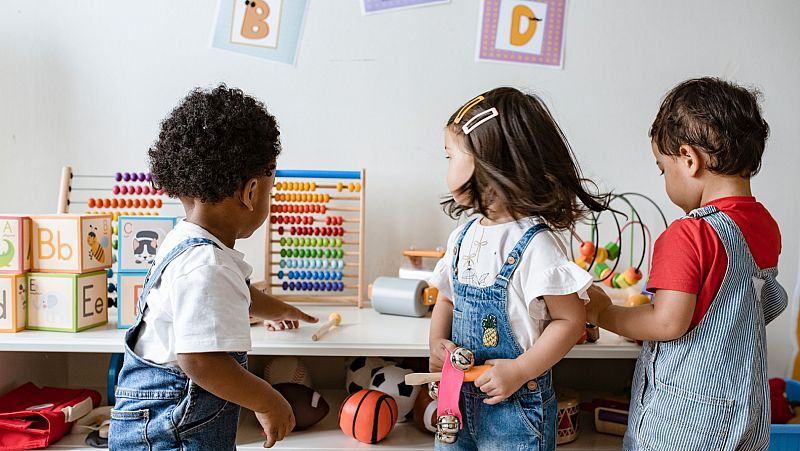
[[256, 169, 366, 307]]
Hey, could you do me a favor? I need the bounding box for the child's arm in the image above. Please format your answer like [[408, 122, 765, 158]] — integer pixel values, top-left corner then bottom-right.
[[249, 285, 318, 329], [177, 352, 294, 448], [429, 292, 457, 372], [474, 293, 586, 405], [587, 287, 695, 341]]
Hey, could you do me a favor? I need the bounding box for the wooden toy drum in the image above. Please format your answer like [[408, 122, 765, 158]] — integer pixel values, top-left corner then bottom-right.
[[556, 389, 580, 445]]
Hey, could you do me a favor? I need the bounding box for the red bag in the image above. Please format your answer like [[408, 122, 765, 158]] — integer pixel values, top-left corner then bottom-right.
[[0, 383, 101, 450]]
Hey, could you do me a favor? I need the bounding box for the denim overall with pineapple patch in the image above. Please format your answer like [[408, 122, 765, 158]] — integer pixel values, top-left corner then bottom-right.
[[436, 219, 557, 451], [110, 238, 248, 451], [624, 206, 788, 451]]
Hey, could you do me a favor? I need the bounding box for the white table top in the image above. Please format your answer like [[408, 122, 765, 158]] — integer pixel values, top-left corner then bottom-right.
[[0, 304, 640, 358]]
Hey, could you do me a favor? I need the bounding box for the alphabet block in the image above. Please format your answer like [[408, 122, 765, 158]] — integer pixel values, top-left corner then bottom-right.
[[27, 271, 108, 332], [0, 216, 31, 274], [117, 272, 145, 329], [117, 216, 176, 272], [31, 215, 112, 273], [0, 273, 27, 332]]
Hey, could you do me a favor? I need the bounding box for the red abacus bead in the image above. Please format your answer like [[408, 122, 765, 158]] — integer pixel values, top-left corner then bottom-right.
[[338, 216, 344, 225], [270, 205, 276, 213], [88, 198, 96, 208], [112, 186, 120, 195], [147, 199, 155, 208], [270, 216, 277, 224], [119, 186, 127, 195], [580, 241, 595, 258], [326, 216, 332, 225], [338, 228, 344, 236], [290, 227, 297, 235], [279, 216, 286, 224], [305, 227, 312, 235], [304, 205, 311, 213], [320, 205, 327, 214], [292, 216, 300, 224], [135, 186, 143, 195], [157, 189, 164, 195], [278, 226, 284, 235], [155, 199, 163, 208], [312, 228, 319, 236]]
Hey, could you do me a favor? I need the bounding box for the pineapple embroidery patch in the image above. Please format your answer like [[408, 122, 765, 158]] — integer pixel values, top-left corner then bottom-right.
[[482, 314, 498, 347]]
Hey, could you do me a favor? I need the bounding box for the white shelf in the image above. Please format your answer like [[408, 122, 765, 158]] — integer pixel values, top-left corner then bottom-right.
[[0, 304, 640, 358], [49, 391, 623, 450]]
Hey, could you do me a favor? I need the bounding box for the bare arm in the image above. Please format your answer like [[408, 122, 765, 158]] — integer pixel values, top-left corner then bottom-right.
[[249, 285, 318, 326], [428, 292, 456, 372], [596, 289, 695, 341], [475, 293, 586, 404]]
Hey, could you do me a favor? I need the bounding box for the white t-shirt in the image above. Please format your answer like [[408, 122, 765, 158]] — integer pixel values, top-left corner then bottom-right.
[[133, 220, 253, 366], [428, 217, 592, 350]]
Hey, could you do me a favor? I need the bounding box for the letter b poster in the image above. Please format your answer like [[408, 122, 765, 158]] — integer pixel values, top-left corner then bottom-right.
[[477, 0, 567, 68]]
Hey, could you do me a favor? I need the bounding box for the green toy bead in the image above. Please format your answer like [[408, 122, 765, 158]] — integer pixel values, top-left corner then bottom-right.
[[593, 263, 609, 279], [605, 242, 620, 261]]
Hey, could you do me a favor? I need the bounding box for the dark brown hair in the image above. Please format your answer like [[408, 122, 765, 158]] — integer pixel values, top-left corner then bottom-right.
[[650, 77, 769, 177], [442, 87, 609, 230]]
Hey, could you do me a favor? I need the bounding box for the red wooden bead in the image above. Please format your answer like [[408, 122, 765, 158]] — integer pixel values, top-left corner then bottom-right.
[[278, 226, 284, 235], [135, 186, 143, 195], [112, 186, 120, 195], [290, 227, 297, 235], [88, 198, 96, 208], [321, 205, 327, 214]]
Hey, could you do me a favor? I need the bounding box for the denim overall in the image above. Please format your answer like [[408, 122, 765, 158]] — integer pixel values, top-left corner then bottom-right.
[[110, 238, 249, 451], [624, 206, 788, 451], [437, 220, 557, 451]]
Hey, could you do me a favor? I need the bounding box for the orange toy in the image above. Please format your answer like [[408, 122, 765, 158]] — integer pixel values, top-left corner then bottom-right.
[[338, 389, 398, 444]]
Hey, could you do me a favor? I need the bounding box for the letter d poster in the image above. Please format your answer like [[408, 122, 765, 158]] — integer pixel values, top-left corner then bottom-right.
[[477, 0, 567, 68], [212, 0, 308, 65]]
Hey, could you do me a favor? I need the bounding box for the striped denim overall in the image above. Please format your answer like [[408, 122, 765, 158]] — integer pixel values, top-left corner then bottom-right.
[[437, 219, 557, 451], [110, 238, 248, 451], [624, 206, 788, 451]]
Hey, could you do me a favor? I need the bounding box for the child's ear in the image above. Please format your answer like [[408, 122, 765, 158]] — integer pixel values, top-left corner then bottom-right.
[[678, 144, 705, 177], [240, 177, 259, 211]]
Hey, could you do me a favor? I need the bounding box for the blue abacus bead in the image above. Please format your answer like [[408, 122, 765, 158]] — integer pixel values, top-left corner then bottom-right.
[[313, 282, 320, 291], [107, 268, 114, 278], [108, 283, 116, 293], [277, 271, 284, 280], [322, 271, 329, 280], [327, 282, 334, 291], [115, 172, 123, 182], [288, 282, 295, 290], [282, 281, 288, 290], [339, 282, 345, 291], [339, 260, 345, 270], [279, 260, 286, 269]]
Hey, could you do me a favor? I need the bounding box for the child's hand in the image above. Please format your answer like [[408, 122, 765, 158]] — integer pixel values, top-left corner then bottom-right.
[[255, 388, 296, 448], [429, 338, 458, 372], [474, 358, 528, 405], [263, 304, 318, 331], [585, 284, 612, 325]]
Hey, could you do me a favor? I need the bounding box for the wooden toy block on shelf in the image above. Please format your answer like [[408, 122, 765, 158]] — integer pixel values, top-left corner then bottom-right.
[[27, 271, 108, 332], [117, 272, 145, 329], [31, 215, 112, 273], [0, 273, 27, 332], [0, 216, 31, 274], [117, 216, 176, 272]]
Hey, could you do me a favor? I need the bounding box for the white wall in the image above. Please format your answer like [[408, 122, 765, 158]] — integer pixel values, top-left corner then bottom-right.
[[1, 0, 798, 376]]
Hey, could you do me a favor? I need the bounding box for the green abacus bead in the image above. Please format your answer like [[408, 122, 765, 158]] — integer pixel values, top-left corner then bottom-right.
[[593, 263, 609, 279], [292, 248, 300, 257], [280, 237, 286, 246], [337, 249, 344, 258], [336, 238, 343, 248], [280, 249, 287, 258], [606, 242, 620, 261]]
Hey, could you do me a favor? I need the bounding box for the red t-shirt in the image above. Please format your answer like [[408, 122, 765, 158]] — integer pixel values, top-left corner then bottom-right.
[[646, 196, 781, 330]]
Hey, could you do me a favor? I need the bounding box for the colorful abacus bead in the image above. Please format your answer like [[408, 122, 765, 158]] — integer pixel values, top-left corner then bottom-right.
[[574, 256, 589, 270], [594, 247, 609, 264], [579, 241, 595, 258], [623, 267, 643, 286], [605, 242, 620, 261], [612, 273, 630, 288], [593, 263, 609, 279]]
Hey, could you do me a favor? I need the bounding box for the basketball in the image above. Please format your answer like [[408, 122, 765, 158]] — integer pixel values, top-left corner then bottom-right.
[[263, 356, 312, 387], [338, 389, 398, 444], [412, 390, 437, 434]]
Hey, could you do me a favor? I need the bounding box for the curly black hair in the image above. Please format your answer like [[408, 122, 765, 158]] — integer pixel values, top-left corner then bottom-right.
[[148, 84, 281, 203]]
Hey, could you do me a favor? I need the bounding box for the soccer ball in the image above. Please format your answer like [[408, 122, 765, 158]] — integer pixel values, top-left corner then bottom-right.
[[368, 365, 419, 421], [345, 357, 390, 394]]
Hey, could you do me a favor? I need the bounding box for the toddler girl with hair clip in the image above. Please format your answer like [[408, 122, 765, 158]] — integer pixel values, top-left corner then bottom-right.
[[428, 87, 610, 450]]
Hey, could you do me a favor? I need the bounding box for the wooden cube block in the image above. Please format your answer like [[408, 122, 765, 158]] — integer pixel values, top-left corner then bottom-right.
[[0, 273, 27, 332], [27, 271, 108, 332], [0, 216, 31, 274], [117, 216, 176, 272], [31, 215, 112, 273], [117, 272, 145, 329]]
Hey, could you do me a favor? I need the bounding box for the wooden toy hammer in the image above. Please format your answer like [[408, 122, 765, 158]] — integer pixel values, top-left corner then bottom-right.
[[311, 312, 341, 341]]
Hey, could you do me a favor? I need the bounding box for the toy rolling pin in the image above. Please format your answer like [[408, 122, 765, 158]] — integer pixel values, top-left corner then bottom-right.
[[369, 277, 438, 317], [311, 312, 341, 341]]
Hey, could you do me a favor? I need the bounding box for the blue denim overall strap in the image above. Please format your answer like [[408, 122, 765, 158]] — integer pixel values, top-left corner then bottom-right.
[[110, 237, 248, 451], [438, 219, 557, 451], [625, 206, 788, 451]]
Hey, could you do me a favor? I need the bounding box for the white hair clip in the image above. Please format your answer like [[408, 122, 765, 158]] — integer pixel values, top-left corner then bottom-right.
[[461, 107, 499, 135]]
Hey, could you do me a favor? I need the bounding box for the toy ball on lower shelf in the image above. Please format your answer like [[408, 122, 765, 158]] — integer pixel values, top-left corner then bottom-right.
[[368, 365, 419, 421], [338, 389, 398, 444], [272, 383, 329, 431], [345, 356, 390, 394], [412, 390, 437, 434], [264, 356, 312, 387]]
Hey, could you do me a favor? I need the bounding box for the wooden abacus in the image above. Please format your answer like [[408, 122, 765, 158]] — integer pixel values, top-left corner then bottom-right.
[[255, 169, 366, 307]]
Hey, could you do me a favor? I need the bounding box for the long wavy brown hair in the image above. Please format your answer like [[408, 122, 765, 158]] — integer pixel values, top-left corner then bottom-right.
[[442, 87, 609, 230]]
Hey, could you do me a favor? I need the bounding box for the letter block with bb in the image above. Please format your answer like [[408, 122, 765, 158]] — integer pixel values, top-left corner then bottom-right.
[[31, 215, 112, 273], [0, 273, 27, 332], [27, 271, 108, 332]]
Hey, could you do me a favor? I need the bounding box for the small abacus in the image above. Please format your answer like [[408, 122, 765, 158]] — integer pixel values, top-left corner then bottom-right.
[[257, 169, 366, 307]]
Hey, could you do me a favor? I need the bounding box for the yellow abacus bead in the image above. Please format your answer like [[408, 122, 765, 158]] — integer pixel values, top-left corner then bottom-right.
[[315, 194, 322, 202], [614, 273, 631, 288], [574, 256, 588, 270], [348, 183, 355, 192], [154, 212, 159, 216], [303, 182, 310, 191], [275, 182, 282, 191], [337, 182, 343, 192], [324, 193, 330, 203], [594, 247, 608, 264], [310, 182, 317, 191], [355, 183, 362, 192], [291, 182, 298, 191]]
